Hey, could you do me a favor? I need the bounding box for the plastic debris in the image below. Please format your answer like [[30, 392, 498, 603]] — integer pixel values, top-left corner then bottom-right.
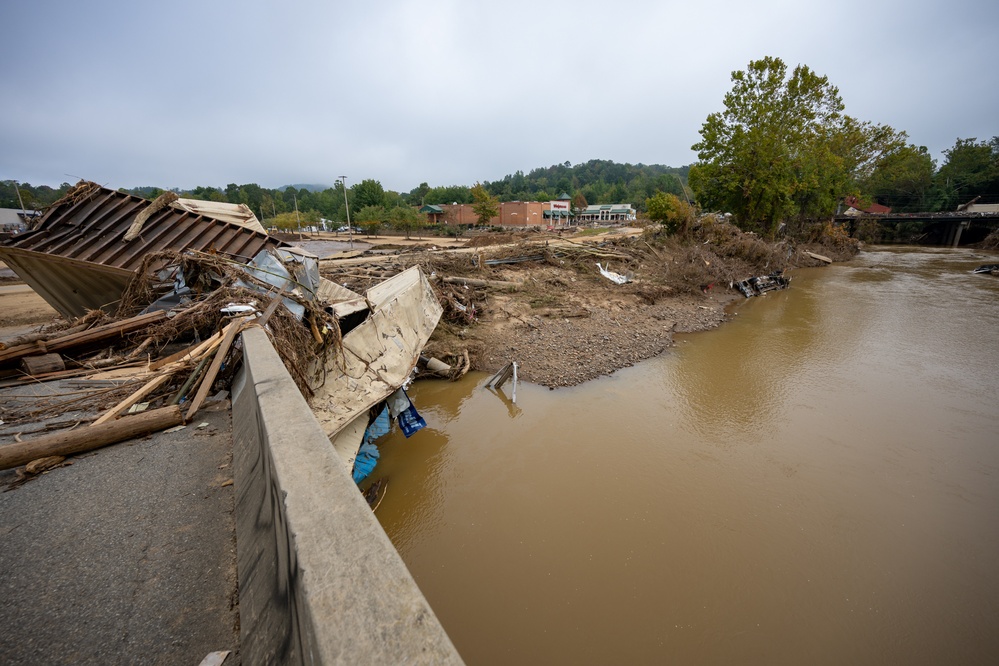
[[597, 262, 631, 285]]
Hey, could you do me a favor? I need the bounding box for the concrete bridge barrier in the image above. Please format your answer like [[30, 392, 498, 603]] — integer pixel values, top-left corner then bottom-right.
[[231, 325, 463, 664]]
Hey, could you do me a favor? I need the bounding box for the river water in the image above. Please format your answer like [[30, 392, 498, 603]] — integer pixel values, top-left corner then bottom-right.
[[371, 246, 999, 665]]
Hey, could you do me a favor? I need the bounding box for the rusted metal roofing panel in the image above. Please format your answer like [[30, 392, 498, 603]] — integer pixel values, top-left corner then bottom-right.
[[0, 247, 134, 318], [2, 182, 285, 271], [0, 181, 291, 318]]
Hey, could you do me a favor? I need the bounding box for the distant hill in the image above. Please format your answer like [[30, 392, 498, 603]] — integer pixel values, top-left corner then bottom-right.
[[459, 159, 691, 211]]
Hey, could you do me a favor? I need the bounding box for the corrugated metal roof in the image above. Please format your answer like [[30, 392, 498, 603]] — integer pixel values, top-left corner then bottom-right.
[[0, 181, 289, 317]]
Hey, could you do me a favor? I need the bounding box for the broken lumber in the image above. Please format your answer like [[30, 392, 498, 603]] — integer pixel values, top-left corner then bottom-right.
[[21, 354, 66, 376], [148, 328, 225, 371], [185, 317, 250, 421], [0, 310, 168, 367], [0, 322, 89, 349], [91, 372, 176, 426], [0, 406, 184, 471], [486, 362, 515, 390], [439, 276, 521, 290], [806, 251, 832, 264]]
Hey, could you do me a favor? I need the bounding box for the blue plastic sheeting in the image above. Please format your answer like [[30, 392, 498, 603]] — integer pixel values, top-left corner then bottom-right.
[[398, 405, 427, 438], [352, 407, 390, 484], [363, 407, 391, 445], [351, 443, 379, 484], [386, 388, 427, 438]]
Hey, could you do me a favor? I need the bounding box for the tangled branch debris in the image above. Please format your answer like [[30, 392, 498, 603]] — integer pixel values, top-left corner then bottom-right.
[[2, 250, 341, 429]]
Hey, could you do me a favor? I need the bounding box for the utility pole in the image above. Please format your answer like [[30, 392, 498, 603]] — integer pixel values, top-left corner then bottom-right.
[[338, 176, 353, 250], [14, 181, 26, 215], [293, 193, 302, 240]]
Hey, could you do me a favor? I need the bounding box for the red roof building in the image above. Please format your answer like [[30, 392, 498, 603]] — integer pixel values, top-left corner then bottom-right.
[[843, 196, 891, 215]]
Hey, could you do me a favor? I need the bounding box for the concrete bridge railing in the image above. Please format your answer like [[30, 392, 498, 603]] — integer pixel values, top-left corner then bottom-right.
[[231, 325, 463, 665]]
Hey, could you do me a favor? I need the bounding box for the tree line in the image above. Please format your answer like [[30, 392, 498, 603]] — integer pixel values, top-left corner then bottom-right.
[[1, 160, 692, 233]]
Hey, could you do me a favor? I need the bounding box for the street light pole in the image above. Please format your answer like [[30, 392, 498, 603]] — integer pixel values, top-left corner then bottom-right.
[[338, 176, 353, 250]]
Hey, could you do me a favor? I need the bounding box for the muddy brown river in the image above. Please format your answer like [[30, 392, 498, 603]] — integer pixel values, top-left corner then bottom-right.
[[371, 246, 999, 664]]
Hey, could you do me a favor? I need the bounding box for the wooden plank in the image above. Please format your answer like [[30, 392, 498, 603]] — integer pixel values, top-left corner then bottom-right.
[[44, 310, 167, 352], [91, 372, 176, 426], [19, 361, 147, 383], [439, 276, 521, 290], [184, 318, 249, 421], [484, 362, 511, 388], [806, 251, 833, 264], [148, 329, 226, 371], [0, 406, 184, 471], [493, 363, 514, 390], [0, 341, 45, 364], [253, 292, 285, 328]]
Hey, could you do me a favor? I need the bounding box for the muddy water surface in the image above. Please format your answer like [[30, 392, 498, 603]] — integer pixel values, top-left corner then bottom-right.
[[371, 246, 999, 665]]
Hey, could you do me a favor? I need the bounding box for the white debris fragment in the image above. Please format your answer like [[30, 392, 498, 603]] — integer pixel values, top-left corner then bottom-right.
[[596, 262, 631, 285]]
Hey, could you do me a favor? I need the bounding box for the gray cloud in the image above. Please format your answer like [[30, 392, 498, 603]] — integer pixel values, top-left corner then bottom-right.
[[2, 0, 996, 192]]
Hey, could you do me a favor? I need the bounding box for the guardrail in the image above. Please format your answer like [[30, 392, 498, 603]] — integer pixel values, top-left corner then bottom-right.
[[231, 326, 463, 664]]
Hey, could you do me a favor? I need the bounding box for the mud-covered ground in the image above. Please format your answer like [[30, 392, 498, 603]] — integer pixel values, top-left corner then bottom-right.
[[343, 219, 858, 388], [424, 263, 736, 388]]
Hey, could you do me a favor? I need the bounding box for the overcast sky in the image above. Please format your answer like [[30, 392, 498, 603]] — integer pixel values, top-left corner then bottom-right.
[[2, 0, 997, 193]]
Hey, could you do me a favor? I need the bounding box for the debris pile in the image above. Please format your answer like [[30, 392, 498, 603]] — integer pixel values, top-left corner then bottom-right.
[[1, 184, 454, 497]]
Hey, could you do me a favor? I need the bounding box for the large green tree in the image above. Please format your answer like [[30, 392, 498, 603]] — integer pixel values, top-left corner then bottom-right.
[[352, 179, 386, 211], [690, 57, 845, 234], [690, 56, 920, 234], [863, 143, 935, 212]]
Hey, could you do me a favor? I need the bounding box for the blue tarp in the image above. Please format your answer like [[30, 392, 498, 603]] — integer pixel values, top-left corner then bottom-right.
[[352, 407, 390, 484], [387, 387, 427, 438]]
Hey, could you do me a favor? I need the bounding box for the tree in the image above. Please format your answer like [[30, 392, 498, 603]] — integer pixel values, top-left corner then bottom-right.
[[646, 192, 694, 235], [863, 144, 935, 212], [470, 182, 499, 226], [354, 205, 386, 236], [269, 211, 301, 232], [572, 192, 588, 213], [691, 57, 847, 235], [425, 184, 472, 205], [930, 137, 999, 210], [352, 179, 386, 211], [391, 206, 423, 239], [690, 56, 921, 233], [409, 182, 430, 205]]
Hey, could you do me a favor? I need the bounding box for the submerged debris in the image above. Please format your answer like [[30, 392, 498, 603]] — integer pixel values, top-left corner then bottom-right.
[[733, 271, 791, 298]]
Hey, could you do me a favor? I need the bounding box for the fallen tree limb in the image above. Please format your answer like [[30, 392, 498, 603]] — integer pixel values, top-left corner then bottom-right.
[[0, 406, 184, 471], [439, 276, 521, 290], [0, 310, 168, 367], [0, 322, 89, 349]]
